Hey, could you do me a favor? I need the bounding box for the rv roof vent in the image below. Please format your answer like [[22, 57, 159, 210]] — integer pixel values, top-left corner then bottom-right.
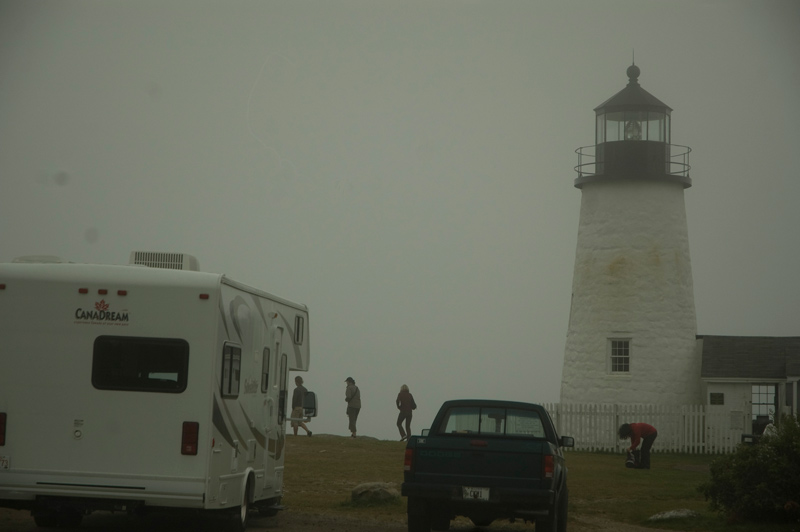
[[129, 251, 200, 271], [12, 255, 70, 264]]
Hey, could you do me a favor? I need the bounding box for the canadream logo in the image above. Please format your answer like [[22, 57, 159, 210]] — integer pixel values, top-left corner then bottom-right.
[[75, 299, 129, 323]]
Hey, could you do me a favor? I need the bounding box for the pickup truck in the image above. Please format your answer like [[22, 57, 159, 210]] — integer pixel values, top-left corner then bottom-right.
[[401, 400, 574, 532]]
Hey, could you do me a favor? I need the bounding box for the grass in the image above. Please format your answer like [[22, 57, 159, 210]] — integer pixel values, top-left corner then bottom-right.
[[282, 434, 408, 525], [282, 434, 797, 531]]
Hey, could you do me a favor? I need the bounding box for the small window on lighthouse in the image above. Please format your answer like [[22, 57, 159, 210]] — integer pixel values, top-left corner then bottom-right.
[[609, 339, 630, 373]]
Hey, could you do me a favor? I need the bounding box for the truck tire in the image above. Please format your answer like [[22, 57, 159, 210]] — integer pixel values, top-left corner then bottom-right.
[[407, 497, 431, 532], [430, 511, 450, 531], [471, 518, 494, 527], [408, 513, 432, 532], [537, 492, 563, 532], [557, 487, 568, 532]]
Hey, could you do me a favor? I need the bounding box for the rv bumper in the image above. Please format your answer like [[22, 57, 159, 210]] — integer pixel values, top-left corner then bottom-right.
[[0, 471, 206, 510]]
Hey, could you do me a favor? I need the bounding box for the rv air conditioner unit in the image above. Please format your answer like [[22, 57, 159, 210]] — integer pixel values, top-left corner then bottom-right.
[[129, 251, 200, 271]]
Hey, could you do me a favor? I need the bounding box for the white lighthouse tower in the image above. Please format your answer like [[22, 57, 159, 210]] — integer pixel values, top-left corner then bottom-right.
[[560, 65, 701, 406]]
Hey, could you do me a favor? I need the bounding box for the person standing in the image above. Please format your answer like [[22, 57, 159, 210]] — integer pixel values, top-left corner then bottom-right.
[[291, 376, 312, 436], [345, 377, 361, 438], [618, 422, 657, 469], [396, 384, 417, 441]]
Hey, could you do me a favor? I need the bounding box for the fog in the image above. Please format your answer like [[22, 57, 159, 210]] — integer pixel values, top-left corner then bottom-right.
[[1, 0, 798, 440]]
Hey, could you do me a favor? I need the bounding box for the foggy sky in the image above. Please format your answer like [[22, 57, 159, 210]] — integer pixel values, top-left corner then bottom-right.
[[1, 0, 798, 440]]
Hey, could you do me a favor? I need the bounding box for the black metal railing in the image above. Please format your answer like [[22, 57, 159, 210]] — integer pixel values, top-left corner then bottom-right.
[[574, 143, 691, 178]]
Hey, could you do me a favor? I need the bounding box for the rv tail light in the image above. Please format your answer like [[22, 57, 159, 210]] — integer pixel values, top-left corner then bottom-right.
[[0, 284, 6, 290], [403, 449, 414, 471], [78, 288, 89, 294], [0, 413, 7, 446], [543, 455, 554, 479], [98, 289, 108, 295], [117, 290, 127, 296], [199, 294, 210, 300], [181, 422, 199, 455]]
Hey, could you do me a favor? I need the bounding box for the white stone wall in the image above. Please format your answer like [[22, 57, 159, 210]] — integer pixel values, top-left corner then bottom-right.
[[560, 178, 701, 405], [704, 381, 752, 414]]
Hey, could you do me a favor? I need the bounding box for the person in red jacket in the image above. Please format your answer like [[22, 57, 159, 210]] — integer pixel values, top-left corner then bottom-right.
[[618, 423, 658, 469]]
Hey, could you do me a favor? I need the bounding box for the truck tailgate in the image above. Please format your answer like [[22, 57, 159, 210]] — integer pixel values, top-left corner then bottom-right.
[[411, 437, 550, 489]]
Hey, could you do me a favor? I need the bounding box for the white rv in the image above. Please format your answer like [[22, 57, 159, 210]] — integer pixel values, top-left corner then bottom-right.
[[0, 252, 314, 530]]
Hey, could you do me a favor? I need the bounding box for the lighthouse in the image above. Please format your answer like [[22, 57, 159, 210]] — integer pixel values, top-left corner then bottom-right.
[[560, 65, 701, 406]]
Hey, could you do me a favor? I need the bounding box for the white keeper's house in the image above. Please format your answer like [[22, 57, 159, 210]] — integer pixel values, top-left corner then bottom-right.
[[558, 65, 798, 446]]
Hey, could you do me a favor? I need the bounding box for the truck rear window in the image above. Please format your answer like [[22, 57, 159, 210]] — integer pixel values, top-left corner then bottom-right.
[[438, 407, 547, 438], [92, 336, 189, 393]]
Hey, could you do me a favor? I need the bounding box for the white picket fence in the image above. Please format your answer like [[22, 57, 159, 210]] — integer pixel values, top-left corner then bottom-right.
[[542, 403, 749, 454]]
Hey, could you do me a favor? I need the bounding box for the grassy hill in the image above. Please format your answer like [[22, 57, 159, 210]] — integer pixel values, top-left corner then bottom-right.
[[282, 434, 793, 531]]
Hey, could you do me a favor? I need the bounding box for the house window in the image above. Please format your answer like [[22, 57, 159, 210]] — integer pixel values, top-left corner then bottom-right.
[[609, 339, 630, 373], [221, 344, 242, 397], [751, 384, 777, 421], [710, 393, 725, 405]]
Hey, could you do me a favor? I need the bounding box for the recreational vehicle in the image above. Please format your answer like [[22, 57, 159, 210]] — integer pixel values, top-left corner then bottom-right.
[[0, 252, 315, 530]]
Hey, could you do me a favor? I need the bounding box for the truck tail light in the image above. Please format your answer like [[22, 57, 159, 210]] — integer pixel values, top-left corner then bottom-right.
[[543, 455, 554, 479], [181, 422, 199, 455], [404, 449, 414, 471], [0, 413, 6, 446]]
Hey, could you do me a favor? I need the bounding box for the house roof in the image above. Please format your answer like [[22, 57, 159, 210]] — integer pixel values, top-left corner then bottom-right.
[[700, 335, 800, 380]]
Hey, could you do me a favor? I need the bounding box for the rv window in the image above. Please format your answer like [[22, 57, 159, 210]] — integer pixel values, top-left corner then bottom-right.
[[222, 344, 242, 397], [294, 316, 304, 345], [92, 336, 189, 393], [278, 354, 288, 423], [261, 347, 271, 392]]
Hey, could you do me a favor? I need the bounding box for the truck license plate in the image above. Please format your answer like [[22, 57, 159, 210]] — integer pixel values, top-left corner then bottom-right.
[[463, 486, 489, 501], [0, 456, 8, 470]]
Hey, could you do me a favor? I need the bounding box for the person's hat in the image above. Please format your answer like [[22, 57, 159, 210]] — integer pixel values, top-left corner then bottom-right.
[[345, 377, 355, 383]]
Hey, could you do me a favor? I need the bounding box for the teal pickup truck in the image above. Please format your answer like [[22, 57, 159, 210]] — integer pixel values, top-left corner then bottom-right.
[[401, 400, 574, 532]]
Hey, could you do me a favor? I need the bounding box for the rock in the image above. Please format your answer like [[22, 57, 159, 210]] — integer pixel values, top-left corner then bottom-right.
[[647, 508, 699, 521], [351, 482, 400, 502]]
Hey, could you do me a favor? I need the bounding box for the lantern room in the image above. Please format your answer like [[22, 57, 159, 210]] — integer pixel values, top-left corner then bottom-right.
[[574, 65, 691, 188]]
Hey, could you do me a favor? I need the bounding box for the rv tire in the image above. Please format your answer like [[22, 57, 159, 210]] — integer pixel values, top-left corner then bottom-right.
[[257, 497, 282, 517], [229, 479, 252, 532], [32, 510, 59, 528], [57, 509, 83, 528]]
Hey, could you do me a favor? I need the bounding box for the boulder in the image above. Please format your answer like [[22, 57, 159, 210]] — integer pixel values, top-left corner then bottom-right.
[[351, 482, 400, 502], [647, 508, 699, 521]]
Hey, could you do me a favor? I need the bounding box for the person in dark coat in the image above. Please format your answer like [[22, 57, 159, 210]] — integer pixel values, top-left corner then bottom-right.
[[291, 376, 311, 436], [345, 377, 361, 438], [395, 384, 417, 441]]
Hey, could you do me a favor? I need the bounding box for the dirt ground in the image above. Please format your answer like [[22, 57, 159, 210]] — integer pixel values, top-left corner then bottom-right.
[[0, 507, 673, 532]]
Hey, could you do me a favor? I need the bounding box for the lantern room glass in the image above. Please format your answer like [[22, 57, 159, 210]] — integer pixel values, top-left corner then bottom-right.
[[596, 110, 669, 144]]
